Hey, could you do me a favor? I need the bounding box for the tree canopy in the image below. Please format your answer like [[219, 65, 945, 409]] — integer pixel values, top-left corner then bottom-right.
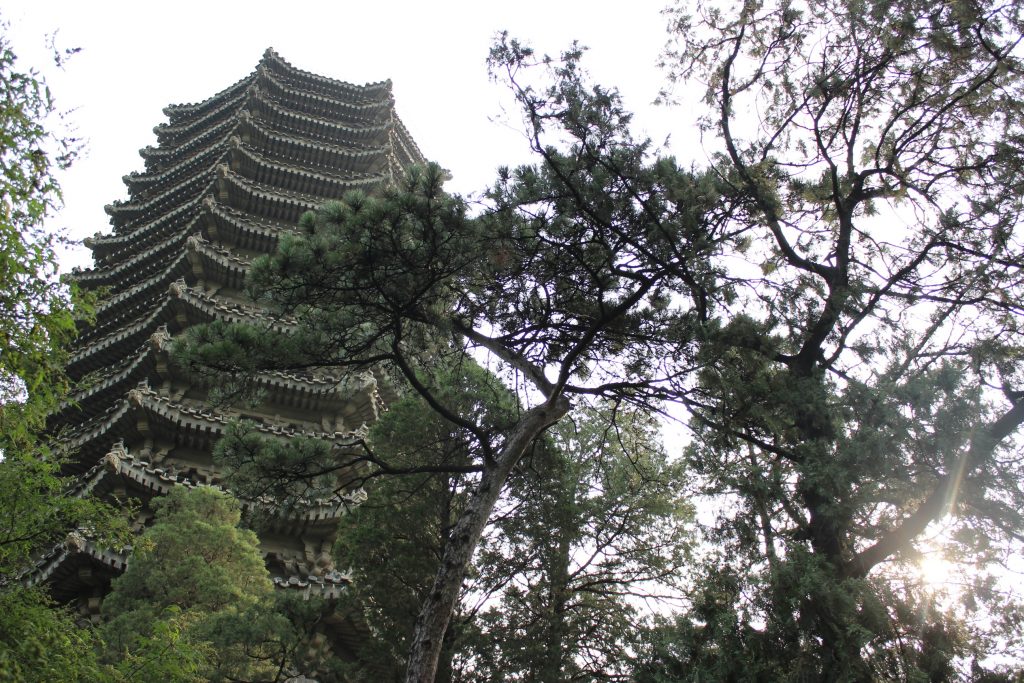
[[175, 1, 1024, 680], [320, 361, 692, 682], [101, 486, 340, 682]]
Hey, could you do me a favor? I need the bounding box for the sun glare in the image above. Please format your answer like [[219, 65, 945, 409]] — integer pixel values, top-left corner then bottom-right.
[[918, 549, 956, 593], [914, 525, 968, 600]]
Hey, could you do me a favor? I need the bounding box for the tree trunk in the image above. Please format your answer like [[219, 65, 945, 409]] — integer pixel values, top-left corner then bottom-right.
[[404, 397, 570, 683], [537, 527, 572, 683]]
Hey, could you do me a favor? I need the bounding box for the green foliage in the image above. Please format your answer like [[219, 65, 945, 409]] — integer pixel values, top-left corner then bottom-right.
[[0, 23, 130, 681], [101, 486, 336, 682], [0, 587, 108, 683], [177, 41, 725, 677], [330, 361, 693, 682], [174, 163, 474, 389], [463, 405, 693, 682], [634, 0, 1024, 678], [101, 487, 268, 677], [0, 21, 123, 584], [332, 360, 516, 682], [0, 22, 84, 433], [103, 487, 270, 618], [181, 5, 1024, 679], [0, 445, 129, 582], [213, 421, 344, 506]]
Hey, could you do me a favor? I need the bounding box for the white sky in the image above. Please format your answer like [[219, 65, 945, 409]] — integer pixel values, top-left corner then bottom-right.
[[2, 0, 703, 271]]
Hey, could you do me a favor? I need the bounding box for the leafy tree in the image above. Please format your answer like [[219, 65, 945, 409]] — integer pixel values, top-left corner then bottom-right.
[[0, 20, 81, 430], [0, 22, 127, 680], [328, 360, 505, 683], [0, 18, 119, 580], [323, 361, 691, 683], [100, 487, 266, 680], [0, 587, 110, 683]]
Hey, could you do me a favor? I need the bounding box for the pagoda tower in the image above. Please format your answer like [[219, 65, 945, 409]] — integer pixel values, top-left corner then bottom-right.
[[29, 49, 426, 632]]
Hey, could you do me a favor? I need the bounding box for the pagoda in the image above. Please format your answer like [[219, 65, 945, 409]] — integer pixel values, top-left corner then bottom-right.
[[28, 49, 425, 639]]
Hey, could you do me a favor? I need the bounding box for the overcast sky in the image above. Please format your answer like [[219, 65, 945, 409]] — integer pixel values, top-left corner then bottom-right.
[[3, 0, 704, 271]]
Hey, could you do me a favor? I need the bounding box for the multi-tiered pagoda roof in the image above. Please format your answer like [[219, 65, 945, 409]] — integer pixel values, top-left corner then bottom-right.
[[32, 50, 425, 639]]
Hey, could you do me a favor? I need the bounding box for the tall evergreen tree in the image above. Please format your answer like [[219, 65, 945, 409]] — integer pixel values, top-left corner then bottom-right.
[[101, 486, 339, 682], [320, 362, 691, 683], [328, 360, 513, 683], [175, 63, 724, 679], [464, 405, 692, 682], [634, 1, 1024, 679]]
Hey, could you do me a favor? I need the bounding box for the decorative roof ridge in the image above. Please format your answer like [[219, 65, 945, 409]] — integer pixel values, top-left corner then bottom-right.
[[135, 381, 364, 442], [72, 222, 195, 289], [100, 444, 367, 519], [67, 286, 188, 373], [271, 572, 350, 596], [19, 526, 349, 595], [261, 48, 390, 98], [74, 290, 165, 351], [184, 233, 250, 291], [66, 323, 372, 420], [24, 441, 358, 593], [86, 253, 190, 325], [170, 277, 293, 330], [18, 533, 129, 588], [158, 68, 386, 147], [140, 116, 238, 165], [388, 111, 428, 166], [187, 232, 252, 271], [247, 92, 391, 144], [154, 86, 250, 142], [163, 69, 257, 117], [204, 194, 297, 239], [255, 66, 390, 125], [57, 331, 166, 418], [263, 366, 371, 391], [60, 380, 365, 462], [241, 114, 389, 164], [60, 396, 133, 453], [144, 82, 392, 175], [229, 136, 383, 186], [220, 163, 380, 211], [74, 274, 291, 368], [84, 198, 203, 261], [125, 122, 239, 190], [105, 165, 217, 222]]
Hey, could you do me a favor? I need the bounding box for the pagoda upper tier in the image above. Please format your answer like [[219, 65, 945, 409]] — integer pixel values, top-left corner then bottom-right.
[[64, 48, 425, 431], [81, 48, 422, 266]]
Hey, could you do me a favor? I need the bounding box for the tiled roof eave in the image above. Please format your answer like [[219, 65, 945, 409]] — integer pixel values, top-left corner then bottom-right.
[[154, 87, 250, 144], [256, 67, 391, 125], [84, 205, 200, 270], [125, 123, 240, 192], [229, 143, 383, 199], [105, 169, 217, 228], [163, 71, 257, 121], [220, 166, 383, 217], [249, 93, 391, 147], [241, 118, 390, 175], [72, 221, 197, 291]]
